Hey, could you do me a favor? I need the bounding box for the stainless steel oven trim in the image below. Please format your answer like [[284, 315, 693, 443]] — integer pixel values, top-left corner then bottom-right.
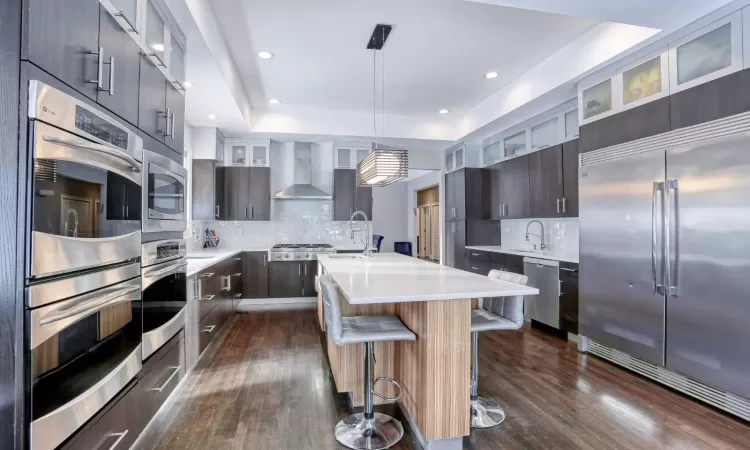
[[30, 277, 141, 350], [27, 262, 140, 308], [142, 150, 187, 233], [142, 259, 187, 290], [29, 80, 142, 162], [34, 122, 142, 184], [141, 239, 186, 267], [142, 306, 185, 360], [30, 345, 141, 450], [31, 230, 141, 280]]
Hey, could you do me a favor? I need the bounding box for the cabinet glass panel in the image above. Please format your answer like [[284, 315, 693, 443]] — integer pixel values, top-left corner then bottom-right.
[[455, 148, 464, 168], [337, 148, 351, 168], [146, 1, 165, 64], [232, 145, 248, 165], [356, 149, 369, 165], [252, 146, 267, 165], [112, 0, 138, 32], [445, 152, 454, 171], [582, 79, 612, 120], [483, 142, 501, 165], [565, 110, 579, 138], [530, 117, 558, 149], [503, 130, 526, 157], [676, 23, 732, 85], [623, 56, 662, 104], [170, 35, 186, 85]]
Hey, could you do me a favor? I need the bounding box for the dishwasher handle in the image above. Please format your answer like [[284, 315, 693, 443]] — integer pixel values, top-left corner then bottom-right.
[[522, 256, 559, 267]]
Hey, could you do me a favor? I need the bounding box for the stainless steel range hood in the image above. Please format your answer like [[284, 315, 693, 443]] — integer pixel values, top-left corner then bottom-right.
[[273, 143, 332, 200]]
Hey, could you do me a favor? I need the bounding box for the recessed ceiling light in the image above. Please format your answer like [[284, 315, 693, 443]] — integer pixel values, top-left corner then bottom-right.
[[151, 43, 165, 52], [183, 81, 194, 89], [257, 51, 275, 60], [208, 114, 217, 120], [485, 71, 499, 79], [269, 98, 280, 104], [439, 109, 450, 114]]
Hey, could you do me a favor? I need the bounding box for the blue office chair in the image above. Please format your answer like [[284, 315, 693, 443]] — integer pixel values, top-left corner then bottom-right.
[[394, 242, 412, 256], [372, 235, 384, 253]]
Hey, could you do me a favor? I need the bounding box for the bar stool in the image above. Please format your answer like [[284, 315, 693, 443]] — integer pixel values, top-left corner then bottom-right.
[[470, 269, 528, 429], [320, 274, 416, 450]]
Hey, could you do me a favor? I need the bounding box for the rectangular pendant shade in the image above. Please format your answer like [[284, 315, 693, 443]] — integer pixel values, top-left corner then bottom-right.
[[356, 149, 408, 187]]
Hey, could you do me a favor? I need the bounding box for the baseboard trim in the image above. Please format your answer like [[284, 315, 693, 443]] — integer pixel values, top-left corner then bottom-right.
[[235, 298, 316, 312]]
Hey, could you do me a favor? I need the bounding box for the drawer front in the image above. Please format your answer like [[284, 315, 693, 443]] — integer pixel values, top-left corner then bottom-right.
[[65, 384, 140, 450], [489, 252, 524, 267], [466, 260, 490, 276], [137, 337, 186, 424], [465, 249, 490, 263], [198, 307, 223, 355], [490, 261, 524, 275], [560, 262, 579, 279]]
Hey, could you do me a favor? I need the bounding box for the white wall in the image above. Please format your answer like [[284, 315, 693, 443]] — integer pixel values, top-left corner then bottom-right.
[[372, 182, 409, 253], [406, 171, 442, 260]]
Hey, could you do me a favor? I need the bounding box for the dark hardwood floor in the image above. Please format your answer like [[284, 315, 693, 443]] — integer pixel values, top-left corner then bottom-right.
[[135, 311, 750, 450]]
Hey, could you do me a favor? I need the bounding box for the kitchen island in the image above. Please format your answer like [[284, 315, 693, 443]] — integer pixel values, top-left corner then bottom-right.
[[316, 253, 538, 449]]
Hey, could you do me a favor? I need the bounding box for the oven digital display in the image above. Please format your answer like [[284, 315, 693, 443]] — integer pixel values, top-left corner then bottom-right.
[[156, 243, 182, 260], [74, 106, 129, 150]]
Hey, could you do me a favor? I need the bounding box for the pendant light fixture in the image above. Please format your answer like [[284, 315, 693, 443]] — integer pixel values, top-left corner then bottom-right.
[[357, 24, 408, 188]]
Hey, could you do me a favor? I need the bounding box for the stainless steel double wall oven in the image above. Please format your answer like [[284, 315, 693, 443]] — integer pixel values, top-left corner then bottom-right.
[[26, 81, 144, 450]]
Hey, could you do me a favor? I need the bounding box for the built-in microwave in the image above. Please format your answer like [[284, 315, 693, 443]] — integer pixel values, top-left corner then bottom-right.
[[28, 81, 143, 281], [142, 150, 187, 233]]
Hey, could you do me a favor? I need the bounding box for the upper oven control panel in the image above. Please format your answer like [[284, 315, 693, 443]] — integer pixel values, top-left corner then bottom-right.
[[141, 240, 186, 267]]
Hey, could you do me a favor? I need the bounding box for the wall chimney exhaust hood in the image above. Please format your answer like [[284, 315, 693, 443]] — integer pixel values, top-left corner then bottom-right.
[[273, 143, 332, 200]]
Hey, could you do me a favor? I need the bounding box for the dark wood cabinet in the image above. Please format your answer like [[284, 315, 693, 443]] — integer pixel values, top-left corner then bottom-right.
[[214, 166, 228, 220], [165, 83, 185, 153], [489, 252, 524, 274], [561, 139, 580, 217], [559, 262, 579, 334], [191, 160, 219, 220], [580, 97, 670, 154], [224, 167, 250, 221], [138, 54, 167, 143], [529, 145, 564, 218], [243, 252, 269, 299], [445, 168, 485, 221], [670, 68, 750, 131], [248, 167, 271, 221], [97, 6, 140, 126], [269, 262, 304, 298], [334, 169, 371, 221], [302, 261, 317, 297], [25, 0, 101, 101], [496, 155, 531, 219]]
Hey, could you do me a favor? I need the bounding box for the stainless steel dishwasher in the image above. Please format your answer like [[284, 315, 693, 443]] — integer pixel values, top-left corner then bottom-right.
[[523, 257, 560, 328]]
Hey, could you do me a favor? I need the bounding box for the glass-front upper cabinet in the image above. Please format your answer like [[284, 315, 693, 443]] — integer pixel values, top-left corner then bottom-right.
[[483, 142, 501, 165], [504, 130, 527, 157], [445, 152, 454, 172], [335, 145, 370, 169], [145, 0, 166, 66], [454, 147, 464, 168], [669, 12, 743, 93], [169, 35, 186, 87], [444, 146, 465, 172], [356, 149, 369, 165], [225, 139, 270, 167], [530, 117, 558, 150], [621, 52, 669, 109], [564, 109, 579, 139], [580, 79, 613, 124], [101, 0, 142, 36]]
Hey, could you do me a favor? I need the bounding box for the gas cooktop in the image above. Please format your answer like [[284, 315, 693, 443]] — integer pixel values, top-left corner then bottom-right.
[[270, 244, 335, 261]]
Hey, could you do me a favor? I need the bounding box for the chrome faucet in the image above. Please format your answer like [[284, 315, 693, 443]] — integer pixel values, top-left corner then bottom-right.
[[525, 220, 547, 251], [349, 210, 372, 256], [64, 209, 79, 237]]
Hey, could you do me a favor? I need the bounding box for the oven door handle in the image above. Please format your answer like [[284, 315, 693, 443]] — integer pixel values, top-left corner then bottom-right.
[[142, 262, 187, 289], [43, 136, 141, 172], [39, 285, 140, 325], [148, 262, 187, 278]]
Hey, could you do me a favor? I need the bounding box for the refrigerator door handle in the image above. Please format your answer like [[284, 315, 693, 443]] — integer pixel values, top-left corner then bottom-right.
[[652, 181, 665, 295], [666, 179, 680, 296]]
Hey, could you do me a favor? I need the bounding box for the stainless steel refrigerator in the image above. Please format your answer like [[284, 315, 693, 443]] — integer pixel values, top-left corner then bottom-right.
[[579, 115, 750, 408]]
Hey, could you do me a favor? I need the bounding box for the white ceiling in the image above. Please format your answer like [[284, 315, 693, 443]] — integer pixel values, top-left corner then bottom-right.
[[208, 0, 598, 118]]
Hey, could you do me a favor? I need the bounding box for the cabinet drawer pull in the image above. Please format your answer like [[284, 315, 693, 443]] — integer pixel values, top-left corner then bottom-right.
[[87, 47, 104, 89], [103, 430, 129, 450], [149, 366, 182, 392], [233, 257, 242, 261], [557, 198, 561, 214], [472, 267, 480, 270], [106, 56, 115, 96], [215, 204, 220, 218], [232, 272, 242, 276], [562, 197, 568, 214], [200, 272, 214, 278], [201, 294, 215, 301], [170, 112, 176, 140], [560, 267, 578, 272], [471, 253, 481, 256], [233, 293, 242, 298], [202, 325, 216, 333]]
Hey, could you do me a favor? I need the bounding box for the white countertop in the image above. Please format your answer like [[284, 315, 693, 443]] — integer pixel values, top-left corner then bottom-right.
[[186, 249, 244, 277], [317, 253, 538, 305], [465, 246, 579, 264]]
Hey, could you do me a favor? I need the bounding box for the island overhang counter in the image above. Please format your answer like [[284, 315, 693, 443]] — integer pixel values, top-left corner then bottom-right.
[[316, 253, 538, 449]]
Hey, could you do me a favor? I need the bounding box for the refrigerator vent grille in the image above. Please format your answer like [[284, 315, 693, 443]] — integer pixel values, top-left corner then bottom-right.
[[581, 110, 750, 166], [586, 338, 750, 421]]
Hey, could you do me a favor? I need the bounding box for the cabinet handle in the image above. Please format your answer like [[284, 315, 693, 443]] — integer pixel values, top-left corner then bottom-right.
[[233, 257, 242, 261], [215, 205, 220, 218], [245, 207, 248, 219], [304, 264, 307, 275], [201, 294, 215, 301], [298, 265, 301, 276], [263, 254, 266, 266], [560, 267, 578, 273], [149, 366, 182, 392], [107, 56, 115, 96], [251, 207, 254, 219], [472, 267, 480, 270], [200, 272, 214, 278], [562, 197, 567, 214], [104, 430, 129, 450], [557, 198, 561, 214], [170, 112, 176, 139], [232, 272, 242, 276], [471, 253, 481, 256], [164, 108, 172, 137], [233, 293, 242, 298], [202, 325, 216, 333], [87, 47, 104, 90], [302, 287, 305, 296], [115, 11, 139, 34]]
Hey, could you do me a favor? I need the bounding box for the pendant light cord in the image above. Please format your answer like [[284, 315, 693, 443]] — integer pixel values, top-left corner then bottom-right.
[[373, 47, 378, 148], [382, 26, 386, 141]]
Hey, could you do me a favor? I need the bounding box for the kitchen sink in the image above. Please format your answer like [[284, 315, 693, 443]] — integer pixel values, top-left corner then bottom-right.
[[327, 254, 366, 259], [504, 248, 549, 256], [186, 255, 216, 259]]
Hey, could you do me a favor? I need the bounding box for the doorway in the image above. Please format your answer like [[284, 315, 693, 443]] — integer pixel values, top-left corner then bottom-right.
[[416, 186, 439, 261]]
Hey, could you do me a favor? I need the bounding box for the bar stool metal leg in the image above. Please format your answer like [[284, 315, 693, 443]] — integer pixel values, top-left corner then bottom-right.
[[335, 342, 405, 449], [470, 332, 506, 429]]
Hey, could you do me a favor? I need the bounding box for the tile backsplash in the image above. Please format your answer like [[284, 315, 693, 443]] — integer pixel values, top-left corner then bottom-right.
[[500, 217, 578, 259], [188, 200, 368, 250]]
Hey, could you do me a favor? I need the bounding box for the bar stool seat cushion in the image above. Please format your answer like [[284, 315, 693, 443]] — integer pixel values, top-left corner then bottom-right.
[[471, 309, 519, 332], [339, 316, 417, 345]]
